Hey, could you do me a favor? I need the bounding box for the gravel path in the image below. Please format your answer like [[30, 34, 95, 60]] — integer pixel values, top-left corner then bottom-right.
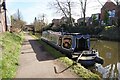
[[16, 33, 79, 78]]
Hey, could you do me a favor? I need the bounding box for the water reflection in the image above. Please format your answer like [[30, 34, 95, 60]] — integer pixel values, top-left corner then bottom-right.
[[91, 40, 120, 78], [96, 63, 120, 78]]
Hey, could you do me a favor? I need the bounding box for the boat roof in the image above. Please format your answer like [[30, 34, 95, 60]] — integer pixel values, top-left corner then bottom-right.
[[64, 33, 82, 35], [44, 30, 90, 37]]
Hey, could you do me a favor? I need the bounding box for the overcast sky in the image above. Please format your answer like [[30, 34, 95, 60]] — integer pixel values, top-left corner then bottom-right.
[[6, 0, 116, 24]]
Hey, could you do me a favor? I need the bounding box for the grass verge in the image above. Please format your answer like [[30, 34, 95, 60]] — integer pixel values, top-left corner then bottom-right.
[[0, 32, 24, 78], [31, 34, 101, 80]]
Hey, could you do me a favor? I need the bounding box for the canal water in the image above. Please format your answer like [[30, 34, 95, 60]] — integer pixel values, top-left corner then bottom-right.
[[91, 40, 120, 79]]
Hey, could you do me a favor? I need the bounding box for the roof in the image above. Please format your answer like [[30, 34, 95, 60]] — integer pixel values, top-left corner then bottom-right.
[[64, 33, 90, 36], [61, 16, 75, 20], [101, 0, 116, 10], [25, 25, 34, 28], [91, 13, 100, 15], [64, 33, 82, 35], [77, 17, 90, 22]]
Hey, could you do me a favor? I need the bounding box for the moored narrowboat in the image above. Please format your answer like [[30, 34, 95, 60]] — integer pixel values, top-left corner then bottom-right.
[[41, 30, 104, 67]]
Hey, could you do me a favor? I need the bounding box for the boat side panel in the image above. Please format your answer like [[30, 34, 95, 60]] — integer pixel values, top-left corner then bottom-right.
[[41, 31, 73, 58]]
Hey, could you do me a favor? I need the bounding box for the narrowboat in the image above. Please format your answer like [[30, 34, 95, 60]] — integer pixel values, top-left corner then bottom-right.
[[41, 30, 104, 67]]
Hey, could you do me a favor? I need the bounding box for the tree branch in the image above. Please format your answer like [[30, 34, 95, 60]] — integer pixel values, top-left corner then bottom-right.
[[56, 0, 68, 18]]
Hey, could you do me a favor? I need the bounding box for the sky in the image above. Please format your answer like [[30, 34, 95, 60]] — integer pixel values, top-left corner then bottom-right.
[[6, 0, 116, 24]]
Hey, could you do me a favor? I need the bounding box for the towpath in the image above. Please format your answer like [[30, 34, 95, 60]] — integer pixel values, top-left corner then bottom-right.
[[16, 32, 79, 78]]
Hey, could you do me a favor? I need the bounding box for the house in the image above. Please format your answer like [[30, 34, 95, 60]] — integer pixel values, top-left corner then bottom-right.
[[0, 0, 6, 32], [25, 25, 34, 31], [60, 17, 75, 26], [52, 19, 61, 27], [60, 17, 68, 24], [89, 0, 120, 26], [101, 0, 117, 25], [77, 17, 90, 26], [88, 13, 101, 26], [52, 17, 75, 28]]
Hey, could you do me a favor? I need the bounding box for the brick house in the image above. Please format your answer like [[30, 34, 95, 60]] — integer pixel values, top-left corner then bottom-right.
[[101, 0, 117, 25]]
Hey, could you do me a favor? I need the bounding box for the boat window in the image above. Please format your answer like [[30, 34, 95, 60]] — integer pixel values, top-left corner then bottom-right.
[[74, 38, 89, 51], [63, 38, 72, 49], [58, 37, 62, 46]]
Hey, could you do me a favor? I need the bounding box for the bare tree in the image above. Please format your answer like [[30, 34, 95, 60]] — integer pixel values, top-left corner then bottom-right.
[[38, 13, 47, 24], [17, 9, 21, 20], [11, 9, 26, 32], [114, 0, 120, 5], [79, 0, 87, 26], [55, 0, 68, 18], [50, 0, 75, 27], [13, 9, 23, 20], [33, 14, 47, 33]]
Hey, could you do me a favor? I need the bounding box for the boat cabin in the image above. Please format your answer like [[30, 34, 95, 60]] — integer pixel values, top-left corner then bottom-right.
[[61, 33, 90, 52], [42, 31, 90, 52]]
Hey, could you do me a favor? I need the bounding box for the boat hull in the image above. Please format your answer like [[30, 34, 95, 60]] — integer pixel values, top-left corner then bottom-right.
[[78, 56, 104, 67], [94, 57, 104, 64], [78, 59, 95, 67]]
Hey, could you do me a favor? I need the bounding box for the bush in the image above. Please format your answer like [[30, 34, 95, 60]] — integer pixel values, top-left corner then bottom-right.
[[100, 27, 120, 41]]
